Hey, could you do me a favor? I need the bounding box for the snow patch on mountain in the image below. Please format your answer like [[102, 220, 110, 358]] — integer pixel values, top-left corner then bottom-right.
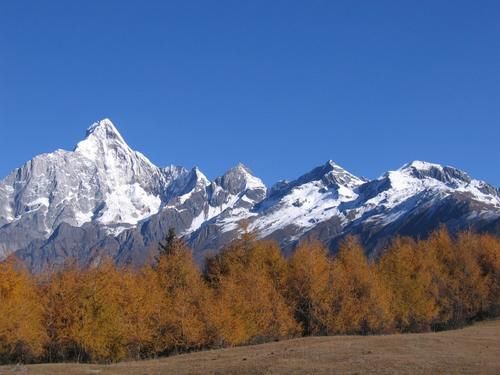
[[184, 193, 242, 234], [96, 183, 161, 225]]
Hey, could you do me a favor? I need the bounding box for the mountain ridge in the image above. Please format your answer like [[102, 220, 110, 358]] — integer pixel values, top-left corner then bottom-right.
[[1, 119, 499, 270]]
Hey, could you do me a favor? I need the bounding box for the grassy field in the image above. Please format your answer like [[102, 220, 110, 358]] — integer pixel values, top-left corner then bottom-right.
[[2, 319, 499, 375]]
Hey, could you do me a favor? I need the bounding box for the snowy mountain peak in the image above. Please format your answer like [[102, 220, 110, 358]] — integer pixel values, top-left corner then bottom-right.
[[173, 167, 210, 199], [326, 159, 342, 169], [313, 160, 364, 188], [217, 163, 266, 193], [193, 167, 210, 186], [265, 161, 362, 201], [85, 118, 123, 139], [74, 118, 133, 160], [84, 118, 129, 149], [250, 160, 364, 241], [234, 161, 249, 169], [326, 160, 358, 174], [224, 163, 255, 177], [398, 160, 472, 185], [401, 160, 443, 171], [0, 119, 174, 259]]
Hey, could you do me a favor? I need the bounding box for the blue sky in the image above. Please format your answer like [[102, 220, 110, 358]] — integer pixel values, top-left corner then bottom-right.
[[1, 1, 499, 186]]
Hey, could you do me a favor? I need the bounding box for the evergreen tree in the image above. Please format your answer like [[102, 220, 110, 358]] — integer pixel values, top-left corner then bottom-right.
[[158, 228, 181, 258]]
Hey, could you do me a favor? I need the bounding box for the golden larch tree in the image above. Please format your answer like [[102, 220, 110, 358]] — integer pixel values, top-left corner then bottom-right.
[[0, 258, 47, 363], [378, 237, 438, 332], [329, 236, 393, 334], [287, 240, 332, 335]]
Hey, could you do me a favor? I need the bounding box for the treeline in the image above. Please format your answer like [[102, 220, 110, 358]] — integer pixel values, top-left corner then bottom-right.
[[0, 229, 499, 364]]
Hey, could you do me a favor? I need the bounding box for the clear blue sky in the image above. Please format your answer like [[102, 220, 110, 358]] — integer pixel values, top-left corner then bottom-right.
[[1, 1, 499, 186]]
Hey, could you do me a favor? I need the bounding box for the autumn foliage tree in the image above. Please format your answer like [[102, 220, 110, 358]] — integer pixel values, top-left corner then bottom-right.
[[378, 237, 438, 332], [42, 261, 131, 363], [0, 258, 46, 364], [207, 232, 298, 345], [286, 240, 332, 335], [469, 233, 500, 316], [328, 236, 393, 334], [153, 231, 213, 353], [0, 228, 498, 364], [424, 229, 489, 329]]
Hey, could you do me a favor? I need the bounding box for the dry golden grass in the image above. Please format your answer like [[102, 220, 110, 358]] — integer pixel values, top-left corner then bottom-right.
[[2, 319, 500, 375]]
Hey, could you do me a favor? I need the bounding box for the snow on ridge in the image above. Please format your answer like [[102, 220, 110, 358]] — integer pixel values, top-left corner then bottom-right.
[[248, 159, 500, 241], [366, 161, 500, 217], [249, 161, 363, 239], [179, 164, 267, 235], [75, 119, 134, 161], [193, 167, 210, 186], [85, 118, 126, 144], [401, 160, 444, 171], [234, 163, 266, 191], [183, 192, 242, 234]]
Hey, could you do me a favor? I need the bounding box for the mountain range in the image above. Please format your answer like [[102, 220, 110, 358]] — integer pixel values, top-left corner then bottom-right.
[[1, 119, 499, 271]]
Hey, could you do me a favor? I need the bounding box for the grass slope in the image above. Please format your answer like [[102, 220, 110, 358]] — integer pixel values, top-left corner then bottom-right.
[[2, 319, 500, 375]]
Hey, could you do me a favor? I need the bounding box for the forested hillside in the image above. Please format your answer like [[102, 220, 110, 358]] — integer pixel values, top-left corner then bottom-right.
[[0, 229, 499, 364]]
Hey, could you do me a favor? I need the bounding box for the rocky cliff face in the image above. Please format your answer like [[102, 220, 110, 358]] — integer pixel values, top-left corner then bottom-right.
[[1, 119, 499, 271]]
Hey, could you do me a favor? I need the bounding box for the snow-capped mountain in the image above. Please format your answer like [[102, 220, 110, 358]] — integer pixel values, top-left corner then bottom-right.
[[0, 119, 187, 258], [1, 119, 499, 270], [300, 160, 500, 255], [250, 161, 365, 242]]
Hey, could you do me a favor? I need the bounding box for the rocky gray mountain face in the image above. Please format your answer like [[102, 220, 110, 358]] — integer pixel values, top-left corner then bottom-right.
[[1, 119, 499, 271]]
